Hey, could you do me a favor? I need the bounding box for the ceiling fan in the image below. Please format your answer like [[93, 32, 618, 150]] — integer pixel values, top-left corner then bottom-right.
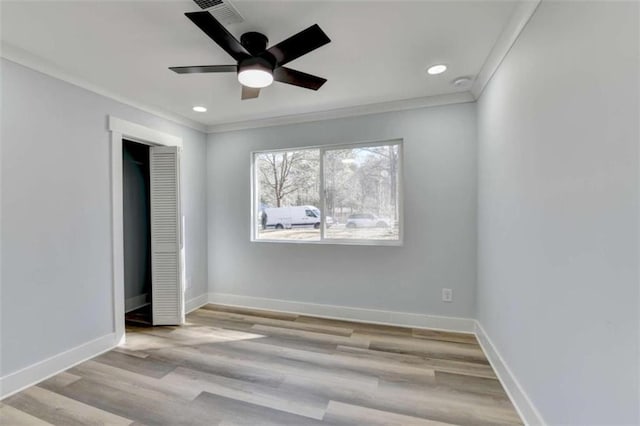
[[170, 11, 331, 100]]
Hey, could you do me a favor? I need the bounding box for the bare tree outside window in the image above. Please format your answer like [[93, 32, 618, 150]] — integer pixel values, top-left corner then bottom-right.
[[324, 144, 400, 241], [255, 149, 320, 240], [257, 150, 319, 208]]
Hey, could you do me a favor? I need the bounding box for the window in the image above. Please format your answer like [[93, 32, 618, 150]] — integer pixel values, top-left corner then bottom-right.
[[253, 140, 402, 245]]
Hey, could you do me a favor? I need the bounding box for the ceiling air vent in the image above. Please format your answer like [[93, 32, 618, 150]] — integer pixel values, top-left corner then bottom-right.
[[191, 0, 244, 25]]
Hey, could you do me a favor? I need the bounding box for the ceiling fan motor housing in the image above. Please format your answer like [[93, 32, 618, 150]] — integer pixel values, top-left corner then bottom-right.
[[238, 55, 275, 76], [240, 31, 269, 55], [238, 32, 276, 75]]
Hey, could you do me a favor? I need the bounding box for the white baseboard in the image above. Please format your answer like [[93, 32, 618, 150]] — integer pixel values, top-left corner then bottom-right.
[[206, 292, 475, 333], [186, 293, 210, 314], [0, 333, 117, 400], [475, 322, 546, 425]]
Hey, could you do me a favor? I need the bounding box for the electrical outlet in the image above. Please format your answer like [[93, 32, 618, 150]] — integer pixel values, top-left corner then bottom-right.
[[186, 276, 193, 289], [442, 288, 453, 303]]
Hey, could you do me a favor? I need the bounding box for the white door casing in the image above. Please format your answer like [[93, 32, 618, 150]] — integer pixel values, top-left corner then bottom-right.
[[108, 116, 184, 342]]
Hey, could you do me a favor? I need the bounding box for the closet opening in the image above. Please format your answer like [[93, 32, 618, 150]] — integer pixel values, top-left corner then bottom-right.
[[123, 140, 152, 326]]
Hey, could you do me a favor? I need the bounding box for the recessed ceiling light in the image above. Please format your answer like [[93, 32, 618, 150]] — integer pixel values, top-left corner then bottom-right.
[[427, 64, 447, 75], [193, 106, 207, 112]]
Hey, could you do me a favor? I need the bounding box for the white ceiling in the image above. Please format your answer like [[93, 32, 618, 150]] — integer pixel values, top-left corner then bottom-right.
[[1, 1, 518, 129]]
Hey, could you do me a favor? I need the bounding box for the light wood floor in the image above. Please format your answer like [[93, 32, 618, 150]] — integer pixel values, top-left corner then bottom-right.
[[1, 305, 523, 426]]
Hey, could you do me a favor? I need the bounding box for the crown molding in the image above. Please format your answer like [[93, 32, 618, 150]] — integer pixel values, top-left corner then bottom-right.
[[471, 0, 541, 99], [206, 91, 475, 133], [0, 42, 207, 133]]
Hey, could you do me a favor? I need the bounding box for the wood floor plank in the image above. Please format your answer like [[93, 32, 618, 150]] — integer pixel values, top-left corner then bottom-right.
[[434, 370, 510, 398], [295, 316, 414, 337], [93, 350, 176, 379], [164, 323, 269, 345], [186, 313, 258, 332], [120, 323, 263, 356], [251, 324, 371, 348], [323, 400, 455, 426], [201, 303, 299, 321], [39, 371, 82, 389], [0, 403, 54, 426], [5, 305, 522, 426], [163, 366, 329, 420], [248, 334, 339, 354], [48, 377, 211, 426], [336, 344, 498, 378], [191, 391, 326, 426], [377, 378, 522, 421], [411, 328, 479, 345], [128, 322, 264, 347], [363, 332, 488, 364], [112, 346, 150, 359], [279, 372, 377, 401], [148, 345, 287, 388], [67, 360, 201, 400], [4, 386, 133, 426], [193, 308, 355, 337]]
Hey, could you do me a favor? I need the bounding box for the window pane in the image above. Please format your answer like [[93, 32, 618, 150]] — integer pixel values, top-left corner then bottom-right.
[[255, 149, 321, 241], [324, 144, 400, 241]]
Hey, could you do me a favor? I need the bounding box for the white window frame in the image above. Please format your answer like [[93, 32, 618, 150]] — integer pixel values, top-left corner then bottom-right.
[[251, 139, 403, 246]]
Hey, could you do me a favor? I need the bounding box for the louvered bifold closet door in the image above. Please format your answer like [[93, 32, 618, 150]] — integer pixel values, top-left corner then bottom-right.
[[149, 146, 184, 325]]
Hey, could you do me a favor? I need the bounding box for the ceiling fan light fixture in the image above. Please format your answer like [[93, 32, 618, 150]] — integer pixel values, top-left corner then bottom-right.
[[238, 68, 273, 88], [238, 56, 274, 88]]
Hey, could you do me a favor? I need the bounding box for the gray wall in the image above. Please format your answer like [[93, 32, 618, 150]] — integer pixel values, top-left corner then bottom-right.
[[0, 58, 208, 376], [476, 1, 639, 424], [207, 103, 478, 318]]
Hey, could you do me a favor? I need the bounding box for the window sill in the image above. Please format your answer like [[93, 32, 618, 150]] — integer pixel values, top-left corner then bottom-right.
[[250, 238, 403, 247]]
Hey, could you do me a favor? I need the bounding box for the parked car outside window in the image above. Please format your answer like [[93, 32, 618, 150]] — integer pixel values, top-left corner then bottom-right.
[[345, 213, 392, 228]]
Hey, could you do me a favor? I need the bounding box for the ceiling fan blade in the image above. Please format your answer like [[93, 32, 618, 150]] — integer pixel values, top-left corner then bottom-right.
[[241, 86, 260, 100], [185, 11, 249, 61], [267, 24, 330, 67], [169, 65, 237, 74], [274, 67, 327, 90]]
